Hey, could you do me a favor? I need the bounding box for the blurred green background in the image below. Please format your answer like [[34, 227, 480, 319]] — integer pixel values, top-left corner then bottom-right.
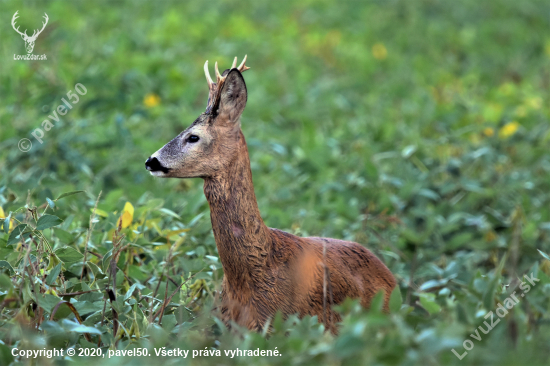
[[1, 0, 550, 365]]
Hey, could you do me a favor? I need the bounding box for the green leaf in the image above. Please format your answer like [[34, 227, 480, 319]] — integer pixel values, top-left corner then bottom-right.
[[81, 282, 92, 292], [112, 296, 131, 314], [370, 290, 385, 313], [483, 254, 507, 309], [87, 262, 104, 277], [401, 145, 417, 158], [0, 274, 13, 291], [3, 213, 10, 234], [161, 314, 177, 332], [80, 287, 103, 302], [82, 311, 104, 327], [143, 198, 164, 210], [419, 279, 442, 291], [7, 224, 28, 245], [46, 197, 55, 208], [537, 249, 550, 262], [157, 208, 181, 219], [128, 265, 147, 282], [36, 215, 63, 230], [124, 283, 138, 300], [47, 253, 61, 271], [55, 190, 85, 201], [0, 343, 14, 366], [64, 322, 103, 335], [36, 294, 63, 313], [46, 263, 62, 286], [72, 301, 104, 316], [0, 260, 14, 274], [102, 249, 113, 272], [55, 247, 84, 263], [482, 279, 498, 310], [419, 293, 441, 315], [54, 229, 76, 244], [389, 286, 403, 313]]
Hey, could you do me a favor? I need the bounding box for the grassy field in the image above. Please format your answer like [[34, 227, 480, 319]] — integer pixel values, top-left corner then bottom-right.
[[1, 0, 550, 365]]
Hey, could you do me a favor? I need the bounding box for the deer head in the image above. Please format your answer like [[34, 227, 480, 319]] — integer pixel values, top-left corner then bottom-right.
[[145, 56, 250, 178], [12, 11, 49, 54]]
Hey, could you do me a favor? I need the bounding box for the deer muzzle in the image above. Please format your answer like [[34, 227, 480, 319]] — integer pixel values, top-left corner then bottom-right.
[[145, 156, 170, 174]]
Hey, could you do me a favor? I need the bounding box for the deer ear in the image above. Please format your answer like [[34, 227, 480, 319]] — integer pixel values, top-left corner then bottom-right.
[[215, 69, 247, 124]]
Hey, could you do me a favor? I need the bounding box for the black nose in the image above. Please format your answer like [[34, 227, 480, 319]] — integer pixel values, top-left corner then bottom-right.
[[145, 156, 170, 173]]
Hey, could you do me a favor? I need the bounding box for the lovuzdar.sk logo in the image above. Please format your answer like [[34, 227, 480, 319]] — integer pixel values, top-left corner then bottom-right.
[[12, 10, 48, 61]]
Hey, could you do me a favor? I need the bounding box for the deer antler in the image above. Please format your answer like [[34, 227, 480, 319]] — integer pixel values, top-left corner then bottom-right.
[[30, 13, 48, 40], [203, 55, 250, 113], [237, 55, 250, 73], [215, 62, 223, 83], [204, 60, 214, 89], [11, 11, 28, 37], [204, 55, 250, 86]]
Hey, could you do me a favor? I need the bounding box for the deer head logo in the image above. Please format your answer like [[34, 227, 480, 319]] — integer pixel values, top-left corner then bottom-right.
[[11, 11, 49, 54]]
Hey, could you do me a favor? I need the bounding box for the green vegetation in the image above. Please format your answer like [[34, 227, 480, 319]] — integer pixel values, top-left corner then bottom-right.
[[1, 0, 550, 364]]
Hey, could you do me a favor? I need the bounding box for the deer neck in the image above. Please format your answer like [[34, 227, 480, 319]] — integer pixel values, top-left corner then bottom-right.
[[203, 131, 271, 286]]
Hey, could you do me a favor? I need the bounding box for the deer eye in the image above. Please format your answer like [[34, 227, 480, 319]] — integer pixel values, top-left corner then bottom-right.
[[187, 135, 200, 143]]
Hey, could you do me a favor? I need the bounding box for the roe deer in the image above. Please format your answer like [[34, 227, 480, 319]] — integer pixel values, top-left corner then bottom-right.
[[145, 56, 396, 333]]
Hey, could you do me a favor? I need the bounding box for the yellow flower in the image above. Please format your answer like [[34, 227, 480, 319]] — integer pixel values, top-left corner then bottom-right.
[[143, 93, 161, 108], [499, 121, 520, 139], [372, 43, 387, 60], [483, 127, 494, 137], [117, 202, 134, 229], [0, 206, 14, 232]]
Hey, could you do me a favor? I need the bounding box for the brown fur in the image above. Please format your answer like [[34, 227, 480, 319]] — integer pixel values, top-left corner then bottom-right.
[[146, 60, 396, 333]]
